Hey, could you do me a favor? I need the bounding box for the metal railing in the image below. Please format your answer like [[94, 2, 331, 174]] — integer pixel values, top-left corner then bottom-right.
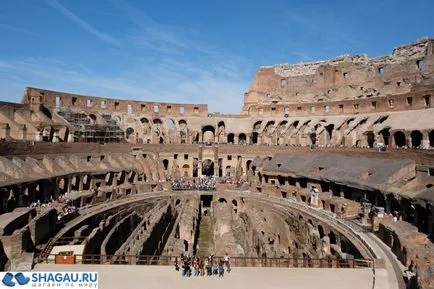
[[40, 254, 373, 269]]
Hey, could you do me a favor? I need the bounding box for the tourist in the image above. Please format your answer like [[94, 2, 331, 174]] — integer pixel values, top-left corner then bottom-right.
[[205, 258, 212, 276], [212, 262, 218, 275], [218, 259, 225, 277], [224, 253, 231, 273], [193, 257, 199, 276], [199, 259, 205, 276]]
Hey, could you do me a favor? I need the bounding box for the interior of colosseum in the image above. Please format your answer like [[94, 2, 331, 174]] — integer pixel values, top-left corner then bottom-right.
[[0, 38, 433, 289]]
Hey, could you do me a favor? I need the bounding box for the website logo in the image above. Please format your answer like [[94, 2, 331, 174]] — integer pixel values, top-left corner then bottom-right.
[[2, 273, 30, 287], [0, 272, 98, 288]]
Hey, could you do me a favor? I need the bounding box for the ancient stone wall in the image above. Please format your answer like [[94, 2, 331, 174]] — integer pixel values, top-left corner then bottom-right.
[[242, 38, 434, 116], [22, 87, 208, 117]]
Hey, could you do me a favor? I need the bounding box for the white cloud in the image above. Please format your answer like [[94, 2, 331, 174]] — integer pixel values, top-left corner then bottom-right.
[[0, 23, 43, 38], [1, 0, 253, 114], [44, 0, 117, 44]]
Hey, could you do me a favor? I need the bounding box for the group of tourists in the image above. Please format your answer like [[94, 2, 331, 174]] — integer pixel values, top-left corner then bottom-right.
[[218, 177, 250, 186], [171, 176, 216, 191], [175, 253, 231, 277]]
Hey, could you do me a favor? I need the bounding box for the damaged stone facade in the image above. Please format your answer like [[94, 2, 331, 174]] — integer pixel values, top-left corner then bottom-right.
[[0, 38, 433, 289]]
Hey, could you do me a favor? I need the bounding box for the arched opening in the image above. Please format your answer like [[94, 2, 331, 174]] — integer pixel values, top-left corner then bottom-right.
[[318, 225, 325, 239], [183, 240, 189, 252], [140, 117, 149, 124], [329, 231, 336, 245], [89, 114, 97, 124], [411, 130, 423, 148], [310, 133, 317, 145], [163, 159, 169, 170], [325, 124, 334, 142], [232, 199, 238, 213], [225, 165, 233, 177], [379, 128, 391, 146], [182, 164, 190, 177], [202, 159, 214, 176], [126, 127, 135, 139], [429, 130, 434, 147], [252, 132, 258, 144], [238, 133, 247, 144], [202, 125, 215, 143], [218, 198, 227, 203], [227, 133, 234, 144], [165, 119, 175, 129], [340, 240, 347, 253], [366, 131, 375, 148], [179, 120, 187, 144], [246, 160, 252, 171], [394, 131, 406, 147]]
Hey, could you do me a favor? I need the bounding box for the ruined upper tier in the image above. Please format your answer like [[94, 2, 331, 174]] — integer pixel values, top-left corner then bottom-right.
[[242, 38, 434, 115]]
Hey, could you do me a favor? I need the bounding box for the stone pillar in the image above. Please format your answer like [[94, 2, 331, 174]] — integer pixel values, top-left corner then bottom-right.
[[35, 131, 43, 142], [407, 136, 412, 148], [198, 162, 202, 177], [52, 130, 60, 142], [79, 176, 84, 191], [67, 177, 72, 193], [67, 133, 74, 143], [422, 131, 430, 149], [322, 236, 331, 256], [234, 135, 239, 145], [246, 134, 251, 144]]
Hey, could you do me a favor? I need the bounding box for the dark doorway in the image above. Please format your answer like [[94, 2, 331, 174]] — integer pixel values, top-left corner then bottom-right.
[[202, 159, 214, 176], [394, 131, 406, 147]]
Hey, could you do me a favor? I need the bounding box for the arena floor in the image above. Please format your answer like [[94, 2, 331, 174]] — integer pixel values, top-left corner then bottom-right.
[[34, 264, 377, 289]]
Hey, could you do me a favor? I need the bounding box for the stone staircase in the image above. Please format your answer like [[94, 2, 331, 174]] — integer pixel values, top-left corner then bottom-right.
[[196, 214, 215, 257]]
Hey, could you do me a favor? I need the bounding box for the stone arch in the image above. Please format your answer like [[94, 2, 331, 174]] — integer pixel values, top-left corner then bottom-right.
[[238, 133, 247, 144], [89, 114, 97, 124], [429, 130, 434, 147], [140, 117, 149, 124], [329, 231, 337, 244], [246, 160, 252, 171], [153, 118, 163, 125], [225, 165, 233, 177], [310, 133, 317, 145], [366, 131, 375, 148], [126, 127, 135, 139], [218, 198, 227, 203], [325, 124, 334, 142], [182, 164, 190, 177], [379, 127, 391, 146], [202, 159, 214, 176], [202, 125, 215, 143], [162, 159, 169, 170], [394, 131, 406, 147], [411, 130, 423, 148], [165, 119, 175, 129], [318, 225, 325, 239], [227, 133, 235, 144], [252, 132, 259, 144]]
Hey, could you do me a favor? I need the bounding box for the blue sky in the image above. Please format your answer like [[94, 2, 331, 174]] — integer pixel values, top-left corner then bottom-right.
[[0, 0, 432, 113]]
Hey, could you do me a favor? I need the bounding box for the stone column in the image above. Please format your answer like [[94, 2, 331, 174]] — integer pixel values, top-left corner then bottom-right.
[[67, 133, 74, 143], [422, 131, 430, 149], [234, 135, 239, 145], [35, 131, 43, 142]]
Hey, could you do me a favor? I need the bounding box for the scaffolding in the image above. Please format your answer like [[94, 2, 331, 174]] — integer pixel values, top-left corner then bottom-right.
[[58, 110, 125, 143]]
